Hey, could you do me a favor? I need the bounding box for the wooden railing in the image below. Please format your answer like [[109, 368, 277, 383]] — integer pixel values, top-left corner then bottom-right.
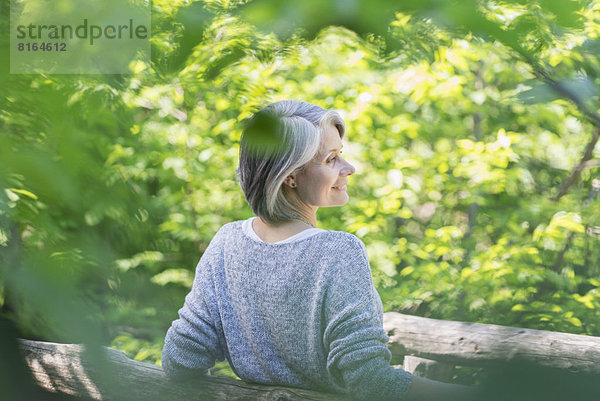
[[16, 312, 600, 400]]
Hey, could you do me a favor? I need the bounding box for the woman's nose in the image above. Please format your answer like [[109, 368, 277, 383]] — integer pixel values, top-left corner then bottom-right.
[[341, 159, 355, 176]]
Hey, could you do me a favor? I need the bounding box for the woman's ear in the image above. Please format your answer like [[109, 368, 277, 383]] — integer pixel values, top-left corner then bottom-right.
[[284, 175, 296, 188]]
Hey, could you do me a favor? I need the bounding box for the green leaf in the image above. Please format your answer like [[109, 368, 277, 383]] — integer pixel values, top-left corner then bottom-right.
[[151, 268, 194, 288], [516, 81, 561, 104], [7, 188, 38, 200]]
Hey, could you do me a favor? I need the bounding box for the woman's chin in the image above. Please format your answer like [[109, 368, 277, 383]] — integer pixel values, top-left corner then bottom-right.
[[331, 196, 349, 206]]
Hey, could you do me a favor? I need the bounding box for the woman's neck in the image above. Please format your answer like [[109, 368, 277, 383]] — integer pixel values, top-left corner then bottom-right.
[[252, 217, 315, 243]]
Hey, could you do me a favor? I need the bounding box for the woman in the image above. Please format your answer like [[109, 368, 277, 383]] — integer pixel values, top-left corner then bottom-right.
[[161, 100, 475, 400]]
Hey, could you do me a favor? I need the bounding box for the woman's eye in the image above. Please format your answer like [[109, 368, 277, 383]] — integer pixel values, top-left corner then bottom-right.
[[327, 151, 342, 163]]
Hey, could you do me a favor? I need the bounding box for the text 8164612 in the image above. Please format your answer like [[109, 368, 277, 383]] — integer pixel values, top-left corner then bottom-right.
[[17, 43, 67, 52]]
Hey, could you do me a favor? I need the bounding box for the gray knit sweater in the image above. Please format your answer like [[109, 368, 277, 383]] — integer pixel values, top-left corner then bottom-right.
[[161, 219, 413, 400]]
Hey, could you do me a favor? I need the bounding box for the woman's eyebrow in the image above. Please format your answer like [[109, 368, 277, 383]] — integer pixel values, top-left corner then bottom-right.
[[325, 144, 344, 154]]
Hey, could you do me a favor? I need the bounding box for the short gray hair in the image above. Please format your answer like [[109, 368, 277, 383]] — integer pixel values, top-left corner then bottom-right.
[[236, 100, 345, 225]]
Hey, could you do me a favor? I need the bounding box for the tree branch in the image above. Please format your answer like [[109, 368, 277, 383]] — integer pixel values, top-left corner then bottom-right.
[[551, 127, 600, 202], [517, 61, 600, 202]]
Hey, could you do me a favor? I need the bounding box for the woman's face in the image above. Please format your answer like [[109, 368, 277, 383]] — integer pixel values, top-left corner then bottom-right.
[[292, 124, 356, 210]]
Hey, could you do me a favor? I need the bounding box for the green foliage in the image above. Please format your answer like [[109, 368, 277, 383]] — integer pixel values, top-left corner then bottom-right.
[[1, 0, 600, 387]]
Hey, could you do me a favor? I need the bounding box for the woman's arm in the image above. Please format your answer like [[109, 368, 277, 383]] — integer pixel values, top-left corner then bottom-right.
[[162, 260, 224, 380], [323, 234, 483, 401], [323, 235, 413, 400]]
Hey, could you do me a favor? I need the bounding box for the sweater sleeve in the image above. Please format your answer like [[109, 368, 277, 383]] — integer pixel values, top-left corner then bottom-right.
[[323, 235, 413, 400], [161, 247, 225, 380]]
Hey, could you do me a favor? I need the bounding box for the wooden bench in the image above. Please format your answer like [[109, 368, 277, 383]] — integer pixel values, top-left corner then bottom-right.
[[13, 312, 600, 400]]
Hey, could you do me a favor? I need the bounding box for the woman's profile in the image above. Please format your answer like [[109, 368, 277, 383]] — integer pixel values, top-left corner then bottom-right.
[[161, 100, 475, 400]]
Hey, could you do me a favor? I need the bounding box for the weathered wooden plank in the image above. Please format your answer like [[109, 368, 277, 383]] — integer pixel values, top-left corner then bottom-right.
[[18, 339, 350, 401], [402, 356, 454, 382], [383, 312, 600, 375], [18, 312, 600, 400]]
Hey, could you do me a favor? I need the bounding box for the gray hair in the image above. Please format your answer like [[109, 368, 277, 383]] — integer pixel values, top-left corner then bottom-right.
[[235, 100, 345, 225]]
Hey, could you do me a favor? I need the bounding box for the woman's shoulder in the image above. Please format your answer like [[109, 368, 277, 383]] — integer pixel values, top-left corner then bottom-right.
[[325, 230, 364, 246], [322, 229, 366, 249], [319, 231, 373, 282], [314, 230, 370, 266], [212, 219, 246, 238]]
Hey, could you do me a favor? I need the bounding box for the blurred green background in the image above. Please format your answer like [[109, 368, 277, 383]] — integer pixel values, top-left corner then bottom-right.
[[1, 0, 599, 389]]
